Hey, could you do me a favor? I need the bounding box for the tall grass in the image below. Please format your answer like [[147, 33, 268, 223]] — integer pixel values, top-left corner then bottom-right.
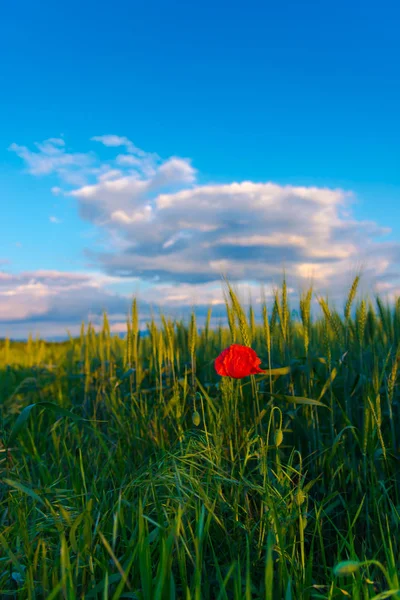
[[0, 275, 399, 599]]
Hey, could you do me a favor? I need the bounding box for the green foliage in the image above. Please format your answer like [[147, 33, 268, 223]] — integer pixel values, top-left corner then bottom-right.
[[0, 275, 400, 598]]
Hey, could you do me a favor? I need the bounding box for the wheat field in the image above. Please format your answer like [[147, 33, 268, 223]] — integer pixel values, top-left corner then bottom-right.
[[0, 276, 399, 599]]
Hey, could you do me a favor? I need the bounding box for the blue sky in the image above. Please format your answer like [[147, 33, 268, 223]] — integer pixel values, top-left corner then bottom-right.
[[1, 0, 399, 338]]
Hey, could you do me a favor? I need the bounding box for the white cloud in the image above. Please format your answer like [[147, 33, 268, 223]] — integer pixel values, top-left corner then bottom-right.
[[0, 269, 132, 328], [116, 154, 141, 166], [153, 157, 196, 185], [78, 180, 368, 280], [0, 271, 13, 280], [49, 216, 62, 224], [43, 137, 65, 147], [91, 135, 138, 154], [68, 155, 196, 233], [0, 267, 231, 339], [97, 169, 123, 182], [9, 138, 94, 185], [7, 133, 400, 338], [110, 205, 153, 225]]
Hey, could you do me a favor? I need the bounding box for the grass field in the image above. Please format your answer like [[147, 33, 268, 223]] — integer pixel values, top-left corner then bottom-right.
[[0, 276, 400, 599]]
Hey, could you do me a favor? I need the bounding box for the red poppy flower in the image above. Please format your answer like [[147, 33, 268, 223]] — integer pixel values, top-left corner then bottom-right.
[[214, 344, 266, 379]]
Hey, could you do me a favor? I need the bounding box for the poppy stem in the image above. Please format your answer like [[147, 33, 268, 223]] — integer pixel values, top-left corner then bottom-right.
[[230, 378, 240, 452]]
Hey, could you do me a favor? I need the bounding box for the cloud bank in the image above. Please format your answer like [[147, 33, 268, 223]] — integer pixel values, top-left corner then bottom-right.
[[5, 134, 399, 338]]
